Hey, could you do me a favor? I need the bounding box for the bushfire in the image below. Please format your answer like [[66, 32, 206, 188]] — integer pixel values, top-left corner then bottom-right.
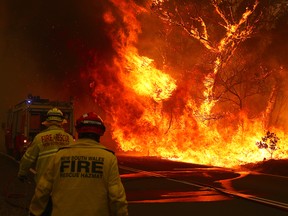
[[88, 0, 288, 168]]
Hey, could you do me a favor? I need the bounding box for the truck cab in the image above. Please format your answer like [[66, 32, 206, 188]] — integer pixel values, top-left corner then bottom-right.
[[5, 95, 74, 160]]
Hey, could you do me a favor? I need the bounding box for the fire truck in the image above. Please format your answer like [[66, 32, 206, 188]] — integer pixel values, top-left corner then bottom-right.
[[5, 95, 74, 160]]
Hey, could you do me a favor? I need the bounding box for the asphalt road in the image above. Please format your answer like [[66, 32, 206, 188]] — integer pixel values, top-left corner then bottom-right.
[[1, 153, 288, 216], [118, 155, 288, 216], [0, 153, 35, 216]]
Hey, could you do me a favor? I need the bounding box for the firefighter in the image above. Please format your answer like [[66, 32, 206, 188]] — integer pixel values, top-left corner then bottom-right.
[[17, 107, 74, 184], [29, 112, 128, 216]]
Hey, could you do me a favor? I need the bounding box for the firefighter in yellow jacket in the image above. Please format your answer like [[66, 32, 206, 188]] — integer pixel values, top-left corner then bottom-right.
[[29, 112, 128, 216], [18, 107, 74, 184]]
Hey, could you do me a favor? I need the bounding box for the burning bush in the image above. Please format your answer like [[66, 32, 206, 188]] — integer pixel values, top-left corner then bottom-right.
[[256, 131, 280, 159]]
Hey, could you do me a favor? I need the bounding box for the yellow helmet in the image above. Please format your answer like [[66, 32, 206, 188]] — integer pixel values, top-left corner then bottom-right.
[[46, 108, 64, 122]]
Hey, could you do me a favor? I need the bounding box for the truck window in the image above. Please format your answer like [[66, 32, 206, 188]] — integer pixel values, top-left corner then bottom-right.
[[30, 114, 41, 130], [29, 112, 46, 136], [14, 111, 25, 135]]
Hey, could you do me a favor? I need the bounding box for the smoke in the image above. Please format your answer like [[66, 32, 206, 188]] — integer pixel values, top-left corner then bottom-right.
[[0, 0, 118, 150], [1, 1, 115, 110]]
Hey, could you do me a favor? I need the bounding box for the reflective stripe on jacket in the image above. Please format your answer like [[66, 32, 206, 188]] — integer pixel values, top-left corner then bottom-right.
[[29, 138, 128, 216], [18, 125, 74, 183]]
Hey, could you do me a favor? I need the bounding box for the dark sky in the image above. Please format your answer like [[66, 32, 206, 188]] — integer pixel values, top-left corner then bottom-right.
[[0, 1, 115, 112], [0, 0, 118, 149]]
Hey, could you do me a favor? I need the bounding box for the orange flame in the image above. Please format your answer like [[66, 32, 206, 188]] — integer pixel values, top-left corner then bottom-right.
[[89, 0, 288, 168], [121, 51, 176, 102]]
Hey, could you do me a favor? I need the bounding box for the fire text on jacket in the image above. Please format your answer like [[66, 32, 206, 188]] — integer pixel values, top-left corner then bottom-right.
[[41, 133, 70, 147], [60, 156, 104, 178]]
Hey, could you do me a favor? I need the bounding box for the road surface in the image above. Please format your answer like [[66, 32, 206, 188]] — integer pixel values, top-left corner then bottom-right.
[[118, 155, 288, 216], [1, 153, 288, 216]]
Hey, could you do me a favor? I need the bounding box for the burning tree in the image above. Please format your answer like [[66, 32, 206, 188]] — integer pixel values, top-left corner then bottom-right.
[[214, 55, 273, 111], [151, 0, 260, 114], [151, 0, 288, 117], [256, 131, 280, 159], [151, 0, 288, 60]]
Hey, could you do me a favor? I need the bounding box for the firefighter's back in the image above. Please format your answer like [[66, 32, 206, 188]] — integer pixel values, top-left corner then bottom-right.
[[49, 139, 121, 216], [33, 125, 74, 183], [18, 107, 74, 184]]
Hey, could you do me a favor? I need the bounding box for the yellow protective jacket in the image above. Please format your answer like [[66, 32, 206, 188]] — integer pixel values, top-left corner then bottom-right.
[[29, 138, 128, 216], [18, 125, 74, 183]]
